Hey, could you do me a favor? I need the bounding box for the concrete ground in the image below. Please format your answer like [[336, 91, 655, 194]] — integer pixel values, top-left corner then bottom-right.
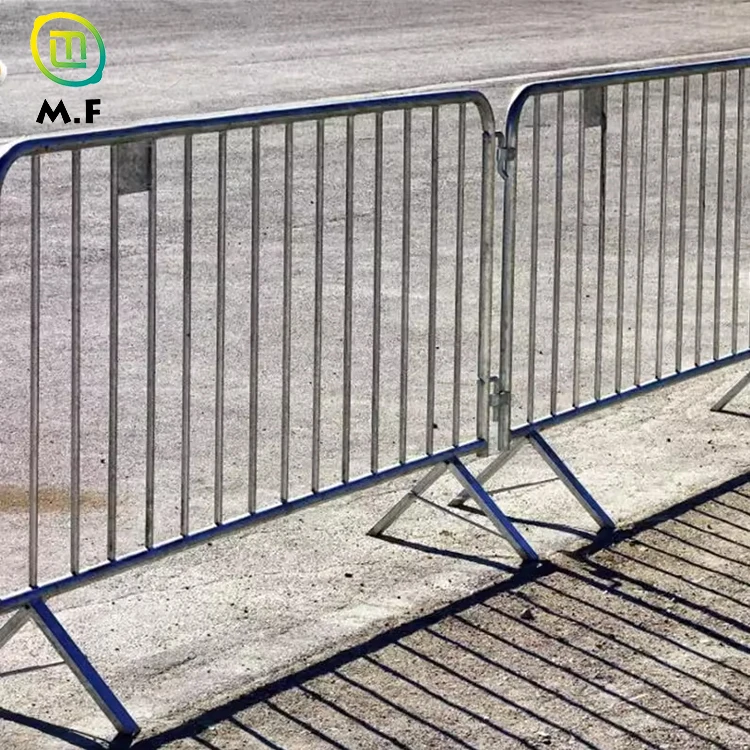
[[1, 0, 750, 139], [131, 475, 750, 750], [3, 423, 750, 750], [2, 1, 750, 748]]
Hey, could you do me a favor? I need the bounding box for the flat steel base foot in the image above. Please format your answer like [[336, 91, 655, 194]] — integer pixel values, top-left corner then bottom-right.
[[0, 600, 139, 738], [711, 371, 750, 412], [368, 457, 538, 562], [526, 431, 616, 529]]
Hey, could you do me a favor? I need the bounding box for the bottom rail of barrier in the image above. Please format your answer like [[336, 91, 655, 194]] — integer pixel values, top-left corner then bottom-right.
[[1, 443, 489, 615], [510, 351, 750, 439]]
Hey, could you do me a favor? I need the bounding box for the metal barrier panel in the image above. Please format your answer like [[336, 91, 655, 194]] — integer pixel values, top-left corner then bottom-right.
[[0, 90, 496, 613], [499, 56, 750, 447]]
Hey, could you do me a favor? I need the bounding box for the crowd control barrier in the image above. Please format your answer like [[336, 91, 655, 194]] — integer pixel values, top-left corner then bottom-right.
[[464, 56, 750, 526], [0, 90, 540, 736], [1, 55, 749, 737]]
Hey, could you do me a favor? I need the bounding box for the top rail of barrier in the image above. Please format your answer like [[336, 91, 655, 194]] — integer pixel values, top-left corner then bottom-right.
[[504, 54, 750, 135], [0, 89, 495, 182]]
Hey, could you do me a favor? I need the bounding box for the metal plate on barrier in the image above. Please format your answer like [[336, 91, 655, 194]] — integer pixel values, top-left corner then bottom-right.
[[583, 86, 605, 128], [117, 140, 153, 194]]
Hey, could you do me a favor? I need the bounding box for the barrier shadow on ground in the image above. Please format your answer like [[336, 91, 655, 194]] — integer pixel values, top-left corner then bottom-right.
[[117, 469, 750, 749], [3, 469, 750, 750], [0, 707, 110, 749]]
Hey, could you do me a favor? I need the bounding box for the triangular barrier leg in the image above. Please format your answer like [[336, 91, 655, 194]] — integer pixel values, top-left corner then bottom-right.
[[446, 433, 616, 531], [367, 456, 539, 562], [526, 431, 615, 529], [711, 371, 750, 412], [367, 462, 449, 538], [447, 457, 539, 560], [0, 600, 140, 738], [448, 440, 525, 510], [0, 608, 30, 650]]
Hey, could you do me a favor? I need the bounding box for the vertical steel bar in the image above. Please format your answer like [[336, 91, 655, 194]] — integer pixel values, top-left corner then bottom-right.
[[498, 121, 518, 451], [715, 71, 727, 361], [342, 116, 354, 482], [108, 147, 119, 561], [399, 109, 412, 463], [573, 91, 585, 407], [29, 155, 40, 588], [145, 141, 157, 547], [478, 116, 495, 448], [696, 73, 709, 365], [615, 85, 629, 393], [594, 88, 608, 399], [676, 77, 690, 371], [312, 120, 325, 490], [736, 69, 745, 352], [452, 104, 466, 446], [371, 113, 383, 468], [426, 106, 439, 453], [214, 132, 227, 524], [527, 96, 541, 421], [248, 127, 261, 511], [181, 136, 193, 536], [70, 150, 81, 574], [635, 81, 649, 385], [655, 80, 669, 379], [551, 93, 564, 414], [281, 123, 293, 499]]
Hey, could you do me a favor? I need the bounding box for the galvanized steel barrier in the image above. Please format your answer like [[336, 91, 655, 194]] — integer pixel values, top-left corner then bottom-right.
[[2, 56, 750, 737], [0, 90, 540, 736], [467, 56, 750, 528]]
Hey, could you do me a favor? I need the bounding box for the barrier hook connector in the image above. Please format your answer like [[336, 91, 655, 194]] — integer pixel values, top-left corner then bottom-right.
[[495, 131, 514, 181], [489, 375, 507, 423]]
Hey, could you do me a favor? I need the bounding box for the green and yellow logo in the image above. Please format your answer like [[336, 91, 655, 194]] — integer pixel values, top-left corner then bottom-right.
[[31, 13, 105, 87]]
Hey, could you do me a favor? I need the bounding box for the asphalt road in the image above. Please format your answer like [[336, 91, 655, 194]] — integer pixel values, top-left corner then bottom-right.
[[0, 0, 750, 139], [2, 2, 750, 749]]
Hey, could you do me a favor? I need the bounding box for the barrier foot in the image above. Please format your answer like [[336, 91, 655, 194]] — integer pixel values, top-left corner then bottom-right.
[[711, 370, 750, 412], [448, 440, 524, 509], [447, 434, 614, 531], [367, 463, 449, 537], [367, 457, 538, 562], [527, 431, 616, 529], [447, 457, 539, 560], [0, 600, 140, 738]]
